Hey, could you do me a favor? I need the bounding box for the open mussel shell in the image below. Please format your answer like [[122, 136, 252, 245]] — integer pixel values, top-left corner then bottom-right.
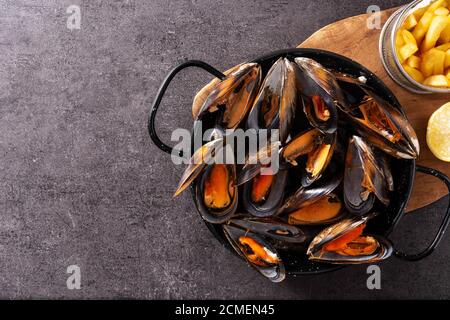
[[363, 88, 419, 158], [242, 169, 287, 217], [307, 213, 375, 255], [287, 193, 346, 226], [294, 57, 341, 134], [344, 136, 390, 216], [223, 225, 286, 282], [294, 57, 347, 107], [228, 216, 306, 243], [301, 133, 336, 187], [247, 57, 297, 143], [195, 164, 238, 224], [334, 72, 419, 159], [195, 62, 262, 129], [308, 236, 393, 264], [300, 95, 338, 135], [278, 166, 341, 214], [282, 128, 322, 166], [281, 128, 336, 187], [236, 141, 282, 187], [192, 64, 241, 119], [343, 136, 375, 215], [174, 137, 224, 197], [307, 213, 393, 264]]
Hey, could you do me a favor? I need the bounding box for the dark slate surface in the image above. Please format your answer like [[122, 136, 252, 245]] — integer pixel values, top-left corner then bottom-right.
[[0, 0, 449, 299]]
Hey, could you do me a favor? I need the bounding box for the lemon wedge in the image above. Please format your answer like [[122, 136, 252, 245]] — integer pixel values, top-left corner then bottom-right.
[[427, 102, 450, 162]]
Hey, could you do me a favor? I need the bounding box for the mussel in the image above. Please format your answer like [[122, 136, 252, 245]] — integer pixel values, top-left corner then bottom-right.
[[247, 57, 297, 143], [288, 193, 345, 226], [335, 72, 419, 159], [192, 64, 241, 119], [228, 216, 306, 243], [302, 133, 336, 186], [194, 63, 262, 129], [307, 213, 393, 264], [282, 128, 320, 165], [173, 138, 224, 197], [195, 164, 238, 224], [282, 128, 336, 187], [237, 141, 281, 186], [223, 225, 285, 282], [344, 136, 390, 215], [294, 57, 340, 134], [277, 165, 341, 214], [242, 169, 288, 217], [235, 140, 286, 217]]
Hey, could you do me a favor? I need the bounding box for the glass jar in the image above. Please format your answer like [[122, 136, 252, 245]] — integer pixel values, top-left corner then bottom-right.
[[379, 0, 450, 94]]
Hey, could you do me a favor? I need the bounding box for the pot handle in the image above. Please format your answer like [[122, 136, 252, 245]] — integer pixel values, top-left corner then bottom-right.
[[394, 165, 450, 261], [147, 60, 225, 157]]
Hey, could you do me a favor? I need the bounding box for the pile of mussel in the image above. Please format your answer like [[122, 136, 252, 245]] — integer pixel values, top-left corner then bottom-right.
[[173, 56, 419, 282]]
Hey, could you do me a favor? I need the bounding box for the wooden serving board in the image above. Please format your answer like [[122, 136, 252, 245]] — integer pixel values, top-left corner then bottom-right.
[[298, 8, 449, 212]]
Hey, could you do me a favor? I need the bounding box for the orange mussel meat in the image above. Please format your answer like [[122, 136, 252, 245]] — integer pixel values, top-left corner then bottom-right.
[[251, 173, 274, 203], [238, 236, 279, 266], [204, 164, 235, 209], [312, 95, 331, 121], [288, 194, 341, 225], [323, 223, 377, 256], [306, 142, 332, 179]]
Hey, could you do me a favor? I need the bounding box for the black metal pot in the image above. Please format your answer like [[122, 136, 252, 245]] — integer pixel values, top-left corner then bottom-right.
[[148, 48, 450, 276]]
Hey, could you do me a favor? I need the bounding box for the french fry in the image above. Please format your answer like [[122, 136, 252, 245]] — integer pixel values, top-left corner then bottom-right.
[[421, 15, 449, 52], [399, 43, 419, 62], [397, 49, 405, 63], [445, 50, 450, 69], [396, 29, 405, 47], [421, 54, 434, 77], [421, 49, 443, 77], [423, 74, 450, 87], [404, 14, 418, 30], [407, 55, 421, 69], [403, 64, 425, 83], [433, 49, 447, 74], [402, 29, 418, 46], [438, 17, 450, 44], [412, 12, 434, 44], [413, 6, 428, 20], [436, 43, 450, 51], [427, 0, 446, 14], [434, 6, 450, 15]]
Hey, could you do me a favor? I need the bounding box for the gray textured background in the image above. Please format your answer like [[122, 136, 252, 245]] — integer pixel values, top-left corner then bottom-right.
[[1, 0, 449, 299]]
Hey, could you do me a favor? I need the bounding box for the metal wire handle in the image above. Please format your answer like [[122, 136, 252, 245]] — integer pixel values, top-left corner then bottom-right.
[[147, 60, 225, 157], [394, 165, 450, 261]]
